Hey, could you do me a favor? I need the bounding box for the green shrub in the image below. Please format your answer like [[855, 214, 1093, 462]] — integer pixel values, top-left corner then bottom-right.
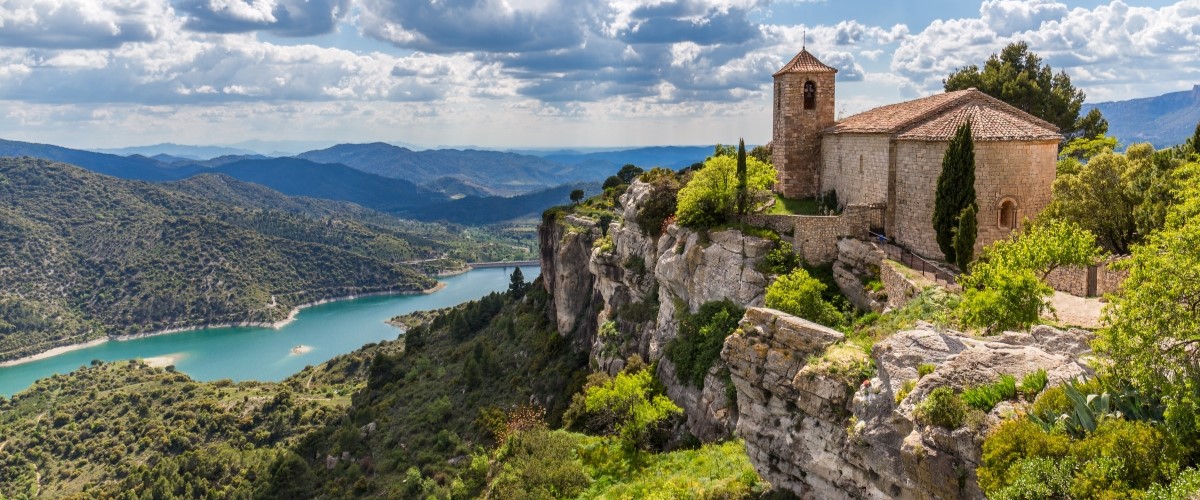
[[666, 300, 745, 387], [634, 171, 681, 238], [914, 387, 967, 429], [979, 415, 1184, 498], [624, 256, 647, 276], [895, 379, 916, 405], [988, 456, 1076, 500], [765, 268, 844, 327], [1031, 385, 1071, 421], [957, 220, 1100, 333], [616, 298, 659, 325], [978, 419, 1071, 494], [1067, 418, 1182, 498], [675, 155, 776, 228], [576, 367, 682, 452], [1147, 467, 1200, 500], [759, 240, 800, 275], [594, 235, 615, 253], [917, 363, 936, 378], [485, 429, 591, 499], [1018, 369, 1048, 400], [961, 374, 1017, 412]]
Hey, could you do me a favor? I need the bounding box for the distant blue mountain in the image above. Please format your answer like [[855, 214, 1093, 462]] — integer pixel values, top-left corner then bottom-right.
[[540, 145, 714, 170], [206, 158, 446, 212], [1085, 85, 1200, 149], [0, 138, 201, 181], [93, 143, 259, 160], [0, 139, 445, 212]]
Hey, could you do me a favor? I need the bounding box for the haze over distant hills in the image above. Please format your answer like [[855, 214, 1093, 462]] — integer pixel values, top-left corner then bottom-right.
[[1086, 84, 1200, 148], [94, 143, 258, 160]]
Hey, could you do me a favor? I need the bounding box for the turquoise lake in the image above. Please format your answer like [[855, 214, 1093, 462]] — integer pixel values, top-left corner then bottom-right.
[[0, 266, 539, 397]]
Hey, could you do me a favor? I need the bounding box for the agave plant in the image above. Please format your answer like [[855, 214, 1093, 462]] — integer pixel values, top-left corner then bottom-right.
[[1029, 379, 1166, 438]]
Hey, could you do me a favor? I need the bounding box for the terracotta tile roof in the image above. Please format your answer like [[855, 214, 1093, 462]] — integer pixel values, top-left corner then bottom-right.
[[824, 89, 1062, 142], [773, 49, 838, 76]]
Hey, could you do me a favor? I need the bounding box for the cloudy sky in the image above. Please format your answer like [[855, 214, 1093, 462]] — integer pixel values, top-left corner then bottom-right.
[[0, 0, 1196, 151]]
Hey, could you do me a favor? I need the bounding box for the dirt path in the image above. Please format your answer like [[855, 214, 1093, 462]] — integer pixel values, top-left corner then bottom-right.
[[1047, 291, 1105, 329]]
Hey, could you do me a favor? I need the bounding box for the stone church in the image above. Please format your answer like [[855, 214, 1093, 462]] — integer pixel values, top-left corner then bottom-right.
[[771, 49, 1061, 260]]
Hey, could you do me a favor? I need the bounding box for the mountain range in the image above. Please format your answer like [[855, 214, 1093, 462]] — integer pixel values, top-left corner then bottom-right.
[[0, 138, 707, 224], [1086, 84, 1200, 148]]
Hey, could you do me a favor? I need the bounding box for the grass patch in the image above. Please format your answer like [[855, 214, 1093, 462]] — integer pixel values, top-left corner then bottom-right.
[[961, 375, 1017, 412], [575, 436, 768, 498], [803, 342, 874, 386], [765, 193, 823, 216]]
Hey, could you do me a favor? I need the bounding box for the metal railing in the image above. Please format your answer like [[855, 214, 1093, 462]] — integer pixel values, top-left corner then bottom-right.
[[866, 230, 959, 287]]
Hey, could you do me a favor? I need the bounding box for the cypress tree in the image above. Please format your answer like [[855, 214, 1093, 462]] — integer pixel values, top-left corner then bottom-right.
[[736, 138, 749, 215], [952, 204, 978, 271], [933, 120, 976, 263]]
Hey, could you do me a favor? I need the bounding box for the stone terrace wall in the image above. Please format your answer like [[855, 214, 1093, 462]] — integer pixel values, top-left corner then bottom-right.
[[742, 214, 800, 236], [792, 204, 885, 264], [1044, 257, 1129, 298]]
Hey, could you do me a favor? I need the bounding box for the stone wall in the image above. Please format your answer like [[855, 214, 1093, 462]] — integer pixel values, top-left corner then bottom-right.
[[820, 133, 890, 206], [772, 71, 835, 198], [741, 214, 799, 236], [1044, 257, 1129, 297], [880, 259, 933, 310], [890, 139, 1059, 260], [792, 204, 885, 264]]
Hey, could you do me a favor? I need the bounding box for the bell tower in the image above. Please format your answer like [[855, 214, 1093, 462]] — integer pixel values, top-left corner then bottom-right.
[[771, 48, 837, 198]]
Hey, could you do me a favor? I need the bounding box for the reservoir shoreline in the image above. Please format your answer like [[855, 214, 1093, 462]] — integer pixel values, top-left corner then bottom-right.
[[0, 282, 447, 369]]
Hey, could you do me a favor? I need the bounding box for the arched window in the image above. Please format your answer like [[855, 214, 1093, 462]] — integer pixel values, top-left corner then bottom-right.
[[803, 81, 816, 110], [998, 199, 1018, 229], [775, 82, 781, 112]]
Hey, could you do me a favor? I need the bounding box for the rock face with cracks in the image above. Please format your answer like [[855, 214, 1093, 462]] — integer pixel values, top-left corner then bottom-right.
[[723, 307, 1094, 499]]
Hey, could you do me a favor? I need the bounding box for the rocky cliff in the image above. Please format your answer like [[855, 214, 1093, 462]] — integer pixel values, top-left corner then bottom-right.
[[538, 179, 1095, 498], [541, 180, 773, 441]]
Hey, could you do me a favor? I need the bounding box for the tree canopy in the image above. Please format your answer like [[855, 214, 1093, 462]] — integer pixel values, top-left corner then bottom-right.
[[675, 153, 776, 228], [945, 42, 1088, 137], [1046, 143, 1185, 254], [1097, 159, 1200, 445]]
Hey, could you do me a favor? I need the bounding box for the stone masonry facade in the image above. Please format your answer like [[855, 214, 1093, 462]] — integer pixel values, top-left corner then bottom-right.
[[891, 139, 1058, 259], [820, 133, 890, 206]]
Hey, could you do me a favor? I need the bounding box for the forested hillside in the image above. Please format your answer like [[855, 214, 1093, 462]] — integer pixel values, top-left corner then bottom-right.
[[0, 276, 764, 498], [0, 158, 440, 362]]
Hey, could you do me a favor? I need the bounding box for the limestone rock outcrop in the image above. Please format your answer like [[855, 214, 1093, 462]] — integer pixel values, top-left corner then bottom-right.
[[724, 307, 1094, 499], [540, 179, 773, 441]]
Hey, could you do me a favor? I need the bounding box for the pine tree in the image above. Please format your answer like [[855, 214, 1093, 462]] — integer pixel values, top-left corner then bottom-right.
[[933, 120, 977, 263], [736, 138, 749, 216], [952, 204, 978, 271], [508, 267, 526, 297]]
